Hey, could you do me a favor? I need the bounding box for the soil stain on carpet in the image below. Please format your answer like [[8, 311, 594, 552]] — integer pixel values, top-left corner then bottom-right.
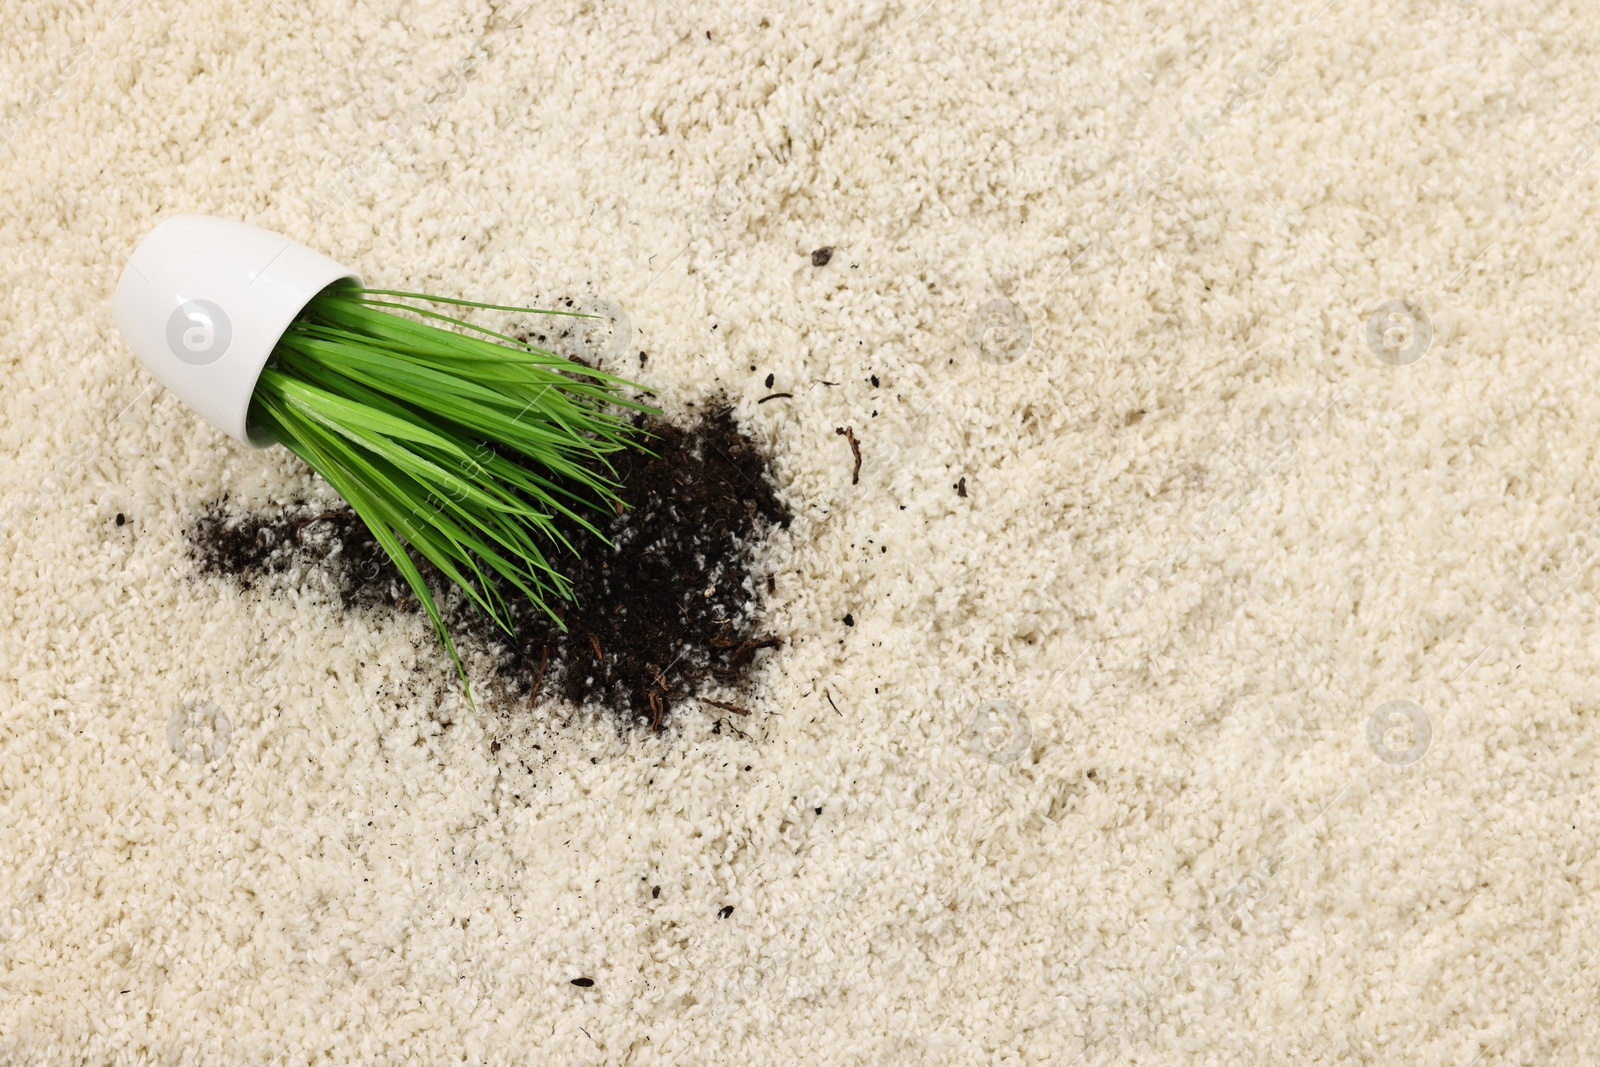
[[190, 406, 790, 727]]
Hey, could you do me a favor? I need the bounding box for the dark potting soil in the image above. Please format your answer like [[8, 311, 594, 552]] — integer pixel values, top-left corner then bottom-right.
[[190, 406, 790, 727]]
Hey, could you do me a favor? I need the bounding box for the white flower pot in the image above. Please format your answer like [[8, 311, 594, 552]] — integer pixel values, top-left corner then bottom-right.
[[112, 214, 361, 447]]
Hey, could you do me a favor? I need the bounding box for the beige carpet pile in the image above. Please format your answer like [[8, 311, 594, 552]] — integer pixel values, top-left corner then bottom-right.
[[4, 0, 1600, 1062]]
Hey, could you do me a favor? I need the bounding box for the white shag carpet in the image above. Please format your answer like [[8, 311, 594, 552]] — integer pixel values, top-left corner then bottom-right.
[[5, 0, 1600, 1062]]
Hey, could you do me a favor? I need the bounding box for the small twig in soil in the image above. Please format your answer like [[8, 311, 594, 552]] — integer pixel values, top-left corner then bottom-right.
[[528, 644, 549, 708], [835, 426, 861, 485], [730, 636, 781, 665], [757, 393, 793, 404], [649, 689, 664, 731], [588, 633, 604, 661], [699, 697, 751, 716], [292, 512, 347, 536], [650, 646, 691, 693]]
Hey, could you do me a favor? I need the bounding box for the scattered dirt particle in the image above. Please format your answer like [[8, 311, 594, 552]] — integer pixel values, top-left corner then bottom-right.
[[115, 513, 125, 526], [843, 613, 854, 627], [571, 978, 594, 988], [765, 372, 774, 389], [870, 375, 879, 387], [1124, 409, 1146, 426], [835, 426, 861, 485], [700, 696, 751, 716], [957, 477, 967, 498], [811, 247, 833, 267], [718, 905, 734, 919], [652, 885, 660, 898]]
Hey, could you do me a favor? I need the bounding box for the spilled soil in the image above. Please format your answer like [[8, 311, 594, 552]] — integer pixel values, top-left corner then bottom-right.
[[190, 406, 790, 727]]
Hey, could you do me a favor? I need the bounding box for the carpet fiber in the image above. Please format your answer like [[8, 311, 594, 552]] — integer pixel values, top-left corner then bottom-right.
[[5, 0, 1600, 1063]]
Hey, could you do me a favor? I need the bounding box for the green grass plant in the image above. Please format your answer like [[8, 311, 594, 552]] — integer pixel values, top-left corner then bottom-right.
[[248, 283, 656, 697]]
